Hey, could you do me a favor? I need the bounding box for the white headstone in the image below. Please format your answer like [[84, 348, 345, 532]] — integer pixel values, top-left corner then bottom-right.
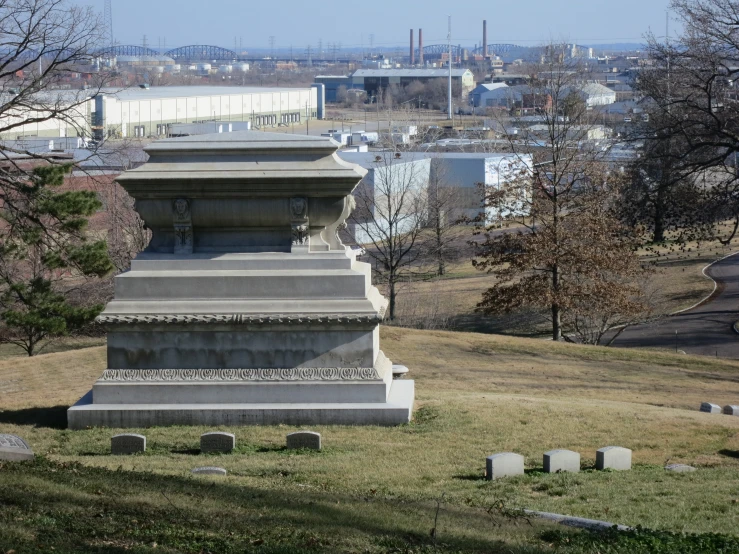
[[286, 431, 321, 450], [200, 432, 235, 453], [543, 449, 580, 473], [0, 434, 34, 462], [596, 446, 632, 470], [192, 466, 227, 475], [111, 433, 146, 454], [723, 405, 739, 416], [485, 452, 524, 480], [699, 402, 721, 414], [665, 463, 696, 472]]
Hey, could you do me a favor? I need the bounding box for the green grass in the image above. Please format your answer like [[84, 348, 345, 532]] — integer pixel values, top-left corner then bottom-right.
[[2, 328, 739, 552]]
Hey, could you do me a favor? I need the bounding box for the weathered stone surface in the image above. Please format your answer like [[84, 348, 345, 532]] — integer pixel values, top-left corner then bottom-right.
[[191, 466, 227, 476], [286, 431, 321, 450], [485, 452, 524, 480], [111, 434, 146, 454], [724, 405, 739, 416], [67, 131, 415, 429], [0, 434, 34, 462], [700, 402, 722, 414], [200, 432, 235, 453], [665, 464, 696, 472], [543, 450, 580, 473], [596, 446, 632, 471]]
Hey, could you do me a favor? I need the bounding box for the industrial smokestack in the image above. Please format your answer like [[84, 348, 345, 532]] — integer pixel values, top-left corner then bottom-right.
[[483, 20, 488, 58], [418, 28, 424, 65], [410, 29, 415, 65]]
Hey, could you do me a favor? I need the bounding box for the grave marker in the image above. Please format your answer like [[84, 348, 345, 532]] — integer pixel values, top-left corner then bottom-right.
[[286, 431, 321, 450], [111, 433, 146, 455], [665, 464, 696, 472], [0, 434, 34, 462], [543, 449, 580, 473], [192, 466, 227, 475], [699, 402, 721, 414], [485, 452, 524, 480], [200, 432, 235, 453], [596, 446, 632, 470]]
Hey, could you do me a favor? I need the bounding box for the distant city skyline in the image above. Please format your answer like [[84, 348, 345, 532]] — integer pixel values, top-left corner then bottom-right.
[[72, 0, 675, 51]]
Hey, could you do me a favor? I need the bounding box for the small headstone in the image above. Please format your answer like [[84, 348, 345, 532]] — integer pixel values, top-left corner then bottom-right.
[[543, 449, 580, 473], [596, 446, 632, 471], [192, 466, 227, 476], [392, 364, 409, 379], [665, 463, 696, 473], [699, 402, 721, 414], [200, 432, 235, 453], [723, 405, 739, 416], [286, 431, 321, 450], [111, 433, 146, 455], [0, 434, 35, 462], [486, 452, 524, 480]]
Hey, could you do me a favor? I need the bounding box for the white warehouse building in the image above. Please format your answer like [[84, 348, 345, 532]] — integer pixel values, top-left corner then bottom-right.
[[0, 86, 323, 141], [93, 86, 322, 139]]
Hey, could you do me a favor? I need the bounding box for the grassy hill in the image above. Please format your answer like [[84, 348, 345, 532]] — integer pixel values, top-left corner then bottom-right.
[[1, 328, 739, 553]]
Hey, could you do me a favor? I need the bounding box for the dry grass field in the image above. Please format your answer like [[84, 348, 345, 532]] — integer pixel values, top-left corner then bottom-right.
[[2, 327, 739, 547]]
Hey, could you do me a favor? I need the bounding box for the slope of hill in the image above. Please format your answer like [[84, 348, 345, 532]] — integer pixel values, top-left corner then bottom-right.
[[1, 328, 738, 552]]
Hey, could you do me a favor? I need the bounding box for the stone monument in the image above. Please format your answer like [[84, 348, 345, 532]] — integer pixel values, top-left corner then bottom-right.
[[67, 131, 414, 428]]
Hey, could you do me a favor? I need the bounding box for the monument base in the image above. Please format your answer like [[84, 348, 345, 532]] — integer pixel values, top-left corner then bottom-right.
[[67, 380, 414, 429]]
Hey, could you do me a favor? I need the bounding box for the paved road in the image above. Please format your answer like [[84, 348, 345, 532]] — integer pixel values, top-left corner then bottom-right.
[[609, 253, 739, 358]]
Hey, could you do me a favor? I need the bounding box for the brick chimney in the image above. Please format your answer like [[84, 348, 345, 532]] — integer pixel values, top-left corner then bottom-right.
[[483, 20, 488, 58], [410, 29, 415, 65]]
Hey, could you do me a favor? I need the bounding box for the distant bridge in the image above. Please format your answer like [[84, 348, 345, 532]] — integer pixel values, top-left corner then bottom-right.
[[100, 45, 160, 57], [164, 45, 237, 61]]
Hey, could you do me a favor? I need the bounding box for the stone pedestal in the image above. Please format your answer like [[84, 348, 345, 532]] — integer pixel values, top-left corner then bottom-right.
[[68, 131, 414, 429]]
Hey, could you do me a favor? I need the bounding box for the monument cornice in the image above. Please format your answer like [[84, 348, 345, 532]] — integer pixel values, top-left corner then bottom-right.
[[96, 313, 385, 325]]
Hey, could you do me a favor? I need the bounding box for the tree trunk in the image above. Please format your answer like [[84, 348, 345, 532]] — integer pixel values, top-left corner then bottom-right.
[[551, 303, 562, 341], [388, 279, 396, 320], [551, 263, 561, 341], [653, 185, 666, 243]]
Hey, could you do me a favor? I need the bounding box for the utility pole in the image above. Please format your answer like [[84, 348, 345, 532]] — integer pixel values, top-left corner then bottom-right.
[[447, 16, 452, 120], [103, 0, 114, 48]]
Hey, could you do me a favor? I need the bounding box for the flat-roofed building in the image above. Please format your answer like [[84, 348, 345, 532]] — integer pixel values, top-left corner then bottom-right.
[[349, 68, 475, 98], [1, 86, 322, 141], [93, 86, 320, 139]]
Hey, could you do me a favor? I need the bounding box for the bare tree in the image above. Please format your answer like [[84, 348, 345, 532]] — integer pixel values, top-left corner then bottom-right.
[[425, 157, 466, 276], [635, 0, 739, 244], [0, 0, 108, 141], [350, 149, 429, 320]]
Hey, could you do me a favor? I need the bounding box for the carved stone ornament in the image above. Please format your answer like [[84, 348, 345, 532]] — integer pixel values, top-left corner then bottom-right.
[[100, 367, 382, 382], [292, 223, 309, 246], [172, 198, 193, 254], [290, 197, 308, 220]]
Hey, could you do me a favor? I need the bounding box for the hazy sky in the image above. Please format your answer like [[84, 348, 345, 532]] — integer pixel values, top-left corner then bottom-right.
[[73, 0, 674, 51]]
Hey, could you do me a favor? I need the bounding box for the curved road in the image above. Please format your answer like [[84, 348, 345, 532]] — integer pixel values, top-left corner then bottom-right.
[[609, 252, 739, 358]]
